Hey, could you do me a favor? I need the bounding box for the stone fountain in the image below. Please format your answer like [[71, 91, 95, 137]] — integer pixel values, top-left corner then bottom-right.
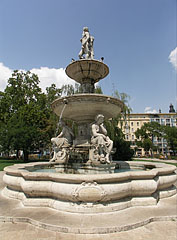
[[2, 28, 176, 230], [50, 26, 123, 169]]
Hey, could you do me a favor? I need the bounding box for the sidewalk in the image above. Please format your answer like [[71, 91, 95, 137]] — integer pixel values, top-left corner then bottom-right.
[[0, 171, 177, 240]]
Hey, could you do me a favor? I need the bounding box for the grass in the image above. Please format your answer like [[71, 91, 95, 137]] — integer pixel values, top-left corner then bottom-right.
[[0, 158, 48, 171]]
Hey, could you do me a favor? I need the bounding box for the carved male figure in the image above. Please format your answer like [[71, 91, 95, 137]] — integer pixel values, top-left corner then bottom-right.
[[79, 27, 94, 59]]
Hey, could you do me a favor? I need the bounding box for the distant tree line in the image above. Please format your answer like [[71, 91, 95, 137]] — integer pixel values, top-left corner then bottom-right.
[[135, 121, 177, 156]]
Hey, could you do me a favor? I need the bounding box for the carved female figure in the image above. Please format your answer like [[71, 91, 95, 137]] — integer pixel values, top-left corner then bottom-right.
[[91, 114, 113, 163], [50, 121, 74, 162]]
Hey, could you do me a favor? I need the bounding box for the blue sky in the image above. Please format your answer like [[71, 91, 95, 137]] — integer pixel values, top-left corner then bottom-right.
[[0, 0, 176, 113]]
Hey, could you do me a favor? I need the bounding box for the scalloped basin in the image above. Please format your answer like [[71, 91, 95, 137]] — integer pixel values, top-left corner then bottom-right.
[[3, 161, 176, 213], [65, 59, 109, 83], [27, 163, 145, 174], [52, 94, 124, 122]]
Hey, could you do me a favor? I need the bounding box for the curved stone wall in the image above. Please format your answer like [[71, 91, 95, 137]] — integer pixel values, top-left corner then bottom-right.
[[3, 161, 176, 213], [51, 94, 124, 122]]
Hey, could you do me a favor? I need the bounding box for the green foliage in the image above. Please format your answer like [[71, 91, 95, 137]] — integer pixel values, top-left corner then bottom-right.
[[45, 83, 62, 140], [162, 126, 177, 155], [46, 83, 62, 108], [142, 138, 153, 153], [112, 90, 132, 129], [0, 158, 49, 171], [61, 84, 103, 95], [135, 122, 163, 140], [61, 83, 81, 95], [0, 71, 61, 161], [105, 118, 133, 161], [94, 86, 103, 94], [135, 121, 177, 156], [104, 90, 133, 160], [135, 122, 162, 155]]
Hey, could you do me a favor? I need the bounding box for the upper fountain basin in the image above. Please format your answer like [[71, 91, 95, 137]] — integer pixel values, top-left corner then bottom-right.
[[65, 59, 109, 83], [52, 94, 124, 123]]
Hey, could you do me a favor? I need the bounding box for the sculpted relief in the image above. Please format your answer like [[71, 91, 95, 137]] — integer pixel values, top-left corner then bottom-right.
[[51, 115, 113, 164]]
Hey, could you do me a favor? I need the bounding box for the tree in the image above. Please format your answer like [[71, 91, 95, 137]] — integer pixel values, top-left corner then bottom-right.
[[104, 90, 133, 161], [135, 122, 162, 156], [105, 117, 134, 160], [162, 126, 177, 155], [46, 83, 62, 108], [61, 83, 81, 95], [44, 83, 62, 139], [0, 71, 61, 161], [94, 86, 103, 94]]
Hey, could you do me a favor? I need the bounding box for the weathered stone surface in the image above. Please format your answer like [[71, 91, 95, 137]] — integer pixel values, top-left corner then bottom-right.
[[3, 161, 176, 213], [65, 60, 109, 84], [51, 94, 123, 123]]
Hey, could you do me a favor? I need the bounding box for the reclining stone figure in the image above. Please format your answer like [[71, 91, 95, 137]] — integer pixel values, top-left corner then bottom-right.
[[50, 121, 74, 163], [91, 114, 113, 163]]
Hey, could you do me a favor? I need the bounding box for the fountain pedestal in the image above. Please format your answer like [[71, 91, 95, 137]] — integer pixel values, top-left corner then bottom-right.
[[65, 59, 109, 93], [51, 57, 123, 164]]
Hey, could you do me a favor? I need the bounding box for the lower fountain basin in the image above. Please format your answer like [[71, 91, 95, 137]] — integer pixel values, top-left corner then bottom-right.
[[3, 161, 176, 213]]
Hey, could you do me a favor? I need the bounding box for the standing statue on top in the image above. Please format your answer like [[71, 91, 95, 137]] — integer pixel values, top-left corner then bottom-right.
[[79, 27, 94, 60]]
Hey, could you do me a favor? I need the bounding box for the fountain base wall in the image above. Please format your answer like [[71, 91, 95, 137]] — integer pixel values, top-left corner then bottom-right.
[[3, 161, 176, 213]]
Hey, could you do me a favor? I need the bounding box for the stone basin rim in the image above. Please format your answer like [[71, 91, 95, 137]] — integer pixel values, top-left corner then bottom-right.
[[4, 161, 176, 184], [51, 93, 124, 120], [65, 59, 109, 82], [52, 93, 124, 106]]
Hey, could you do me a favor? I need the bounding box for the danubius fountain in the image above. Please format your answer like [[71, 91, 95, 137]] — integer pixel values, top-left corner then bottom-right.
[[2, 27, 176, 231]]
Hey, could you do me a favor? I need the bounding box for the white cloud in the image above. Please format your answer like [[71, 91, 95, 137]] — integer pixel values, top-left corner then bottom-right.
[[30, 67, 75, 92], [144, 107, 158, 114], [0, 62, 75, 92], [169, 47, 177, 71], [0, 62, 13, 91]]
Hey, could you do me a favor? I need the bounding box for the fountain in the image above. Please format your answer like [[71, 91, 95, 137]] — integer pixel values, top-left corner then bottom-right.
[[2, 28, 176, 224]]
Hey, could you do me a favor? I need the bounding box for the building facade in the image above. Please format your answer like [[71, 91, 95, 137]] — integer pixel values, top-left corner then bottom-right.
[[120, 105, 176, 156]]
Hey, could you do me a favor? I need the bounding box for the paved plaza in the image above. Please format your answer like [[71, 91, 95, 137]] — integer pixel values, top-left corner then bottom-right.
[[0, 170, 177, 240]]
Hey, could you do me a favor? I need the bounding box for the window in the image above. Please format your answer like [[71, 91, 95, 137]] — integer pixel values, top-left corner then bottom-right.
[[132, 135, 134, 140], [153, 137, 157, 142], [132, 128, 134, 132], [137, 122, 139, 126], [161, 119, 165, 125], [131, 122, 133, 126], [125, 128, 129, 134], [171, 118, 176, 123]]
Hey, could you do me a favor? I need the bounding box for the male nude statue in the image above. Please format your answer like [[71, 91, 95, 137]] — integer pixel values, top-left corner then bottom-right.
[[79, 27, 94, 59]]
